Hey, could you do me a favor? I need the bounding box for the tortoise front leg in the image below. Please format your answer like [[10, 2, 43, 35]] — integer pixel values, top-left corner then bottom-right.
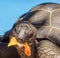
[[36, 40, 60, 58]]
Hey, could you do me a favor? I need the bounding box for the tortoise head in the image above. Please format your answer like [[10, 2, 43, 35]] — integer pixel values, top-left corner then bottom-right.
[[11, 21, 37, 42], [8, 21, 37, 56]]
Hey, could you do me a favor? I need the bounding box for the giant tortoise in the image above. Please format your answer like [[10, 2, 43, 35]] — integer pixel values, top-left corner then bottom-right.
[[14, 3, 60, 58]]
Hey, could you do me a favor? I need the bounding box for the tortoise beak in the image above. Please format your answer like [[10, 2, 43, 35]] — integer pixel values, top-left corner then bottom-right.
[[8, 37, 31, 56]]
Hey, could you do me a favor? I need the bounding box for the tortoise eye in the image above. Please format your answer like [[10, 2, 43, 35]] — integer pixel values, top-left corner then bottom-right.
[[28, 33, 33, 38]]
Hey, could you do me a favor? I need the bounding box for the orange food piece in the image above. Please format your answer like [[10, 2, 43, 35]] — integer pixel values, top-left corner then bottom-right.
[[8, 37, 19, 47], [23, 42, 31, 56]]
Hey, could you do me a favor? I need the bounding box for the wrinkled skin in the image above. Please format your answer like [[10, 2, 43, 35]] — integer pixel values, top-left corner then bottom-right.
[[36, 40, 60, 58]]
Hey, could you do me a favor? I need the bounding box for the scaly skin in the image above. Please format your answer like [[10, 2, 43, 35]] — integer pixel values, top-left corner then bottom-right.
[[36, 40, 60, 58]]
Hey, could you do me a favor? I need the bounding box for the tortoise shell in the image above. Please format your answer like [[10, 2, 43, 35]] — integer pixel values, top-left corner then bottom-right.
[[29, 3, 60, 45]]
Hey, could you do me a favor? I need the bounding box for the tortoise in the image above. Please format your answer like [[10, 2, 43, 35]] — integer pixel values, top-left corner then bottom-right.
[[15, 2, 60, 46]]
